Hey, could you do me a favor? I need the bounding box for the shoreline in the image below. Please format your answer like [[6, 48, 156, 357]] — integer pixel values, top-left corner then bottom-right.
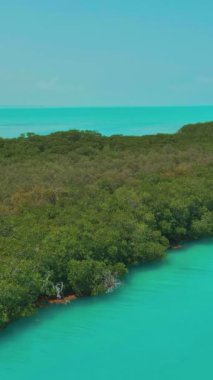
[[39, 293, 77, 306], [171, 244, 183, 250], [48, 294, 77, 304], [45, 244, 183, 306]]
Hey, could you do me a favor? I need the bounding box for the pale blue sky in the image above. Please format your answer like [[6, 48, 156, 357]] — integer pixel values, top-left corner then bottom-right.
[[0, 0, 213, 106]]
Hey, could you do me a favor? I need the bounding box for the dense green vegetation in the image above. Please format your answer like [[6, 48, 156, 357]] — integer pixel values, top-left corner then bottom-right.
[[0, 122, 213, 328]]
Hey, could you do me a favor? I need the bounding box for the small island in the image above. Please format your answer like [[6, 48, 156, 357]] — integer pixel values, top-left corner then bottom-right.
[[0, 122, 212, 328]]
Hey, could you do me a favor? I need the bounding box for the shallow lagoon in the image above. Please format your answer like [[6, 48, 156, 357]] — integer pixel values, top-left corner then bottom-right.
[[0, 239, 213, 380]]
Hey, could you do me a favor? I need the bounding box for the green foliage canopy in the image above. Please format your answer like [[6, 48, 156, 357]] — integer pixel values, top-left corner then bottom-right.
[[0, 122, 212, 328]]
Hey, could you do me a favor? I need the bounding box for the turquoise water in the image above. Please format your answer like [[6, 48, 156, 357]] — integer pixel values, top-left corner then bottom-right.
[[0, 106, 213, 137], [0, 239, 213, 379]]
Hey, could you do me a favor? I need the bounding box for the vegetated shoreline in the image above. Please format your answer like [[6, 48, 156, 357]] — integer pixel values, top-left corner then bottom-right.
[[44, 243, 183, 306], [41, 293, 77, 305], [0, 122, 212, 329], [0, 239, 202, 328], [171, 244, 182, 250]]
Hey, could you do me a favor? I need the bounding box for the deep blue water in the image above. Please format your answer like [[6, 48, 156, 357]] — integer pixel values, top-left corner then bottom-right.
[[0, 106, 213, 137]]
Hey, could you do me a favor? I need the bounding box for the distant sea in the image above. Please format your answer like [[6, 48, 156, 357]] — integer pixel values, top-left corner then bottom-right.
[[0, 106, 213, 137]]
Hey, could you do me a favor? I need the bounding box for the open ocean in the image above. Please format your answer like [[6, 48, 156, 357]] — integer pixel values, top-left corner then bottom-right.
[[0, 106, 213, 137]]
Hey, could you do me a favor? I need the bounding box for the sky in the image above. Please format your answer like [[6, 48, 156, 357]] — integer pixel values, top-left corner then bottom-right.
[[0, 0, 213, 107]]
